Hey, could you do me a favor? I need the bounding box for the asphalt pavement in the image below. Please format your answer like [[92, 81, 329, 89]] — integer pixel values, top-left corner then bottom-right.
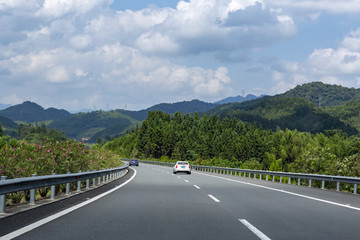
[[1, 164, 360, 240]]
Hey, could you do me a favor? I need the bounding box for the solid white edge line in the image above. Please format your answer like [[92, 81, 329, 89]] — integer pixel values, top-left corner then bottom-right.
[[194, 171, 360, 212], [239, 219, 271, 240], [208, 194, 220, 203], [1, 168, 137, 240], [194, 185, 201, 189]]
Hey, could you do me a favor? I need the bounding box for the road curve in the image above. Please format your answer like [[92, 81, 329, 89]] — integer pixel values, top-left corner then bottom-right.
[[1, 164, 360, 240]]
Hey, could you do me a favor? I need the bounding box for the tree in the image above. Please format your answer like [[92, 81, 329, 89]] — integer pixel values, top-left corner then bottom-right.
[[0, 123, 3, 136]]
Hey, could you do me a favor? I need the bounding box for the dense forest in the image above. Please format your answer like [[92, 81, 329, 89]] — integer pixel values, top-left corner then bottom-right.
[[104, 111, 360, 177], [280, 82, 360, 107], [17, 122, 67, 143], [208, 97, 358, 135]]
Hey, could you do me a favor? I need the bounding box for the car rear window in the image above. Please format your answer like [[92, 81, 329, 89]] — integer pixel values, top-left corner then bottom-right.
[[177, 162, 188, 165]]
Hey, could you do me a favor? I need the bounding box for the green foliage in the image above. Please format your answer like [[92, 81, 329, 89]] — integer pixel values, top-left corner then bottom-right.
[[0, 116, 18, 137], [281, 82, 360, 107], [0, 139, 122, 179], [0, 123, 3, 137], [48, 110, 137, 142], [104, 111, 360, 177], [18, 122, 66, 144], [208, 97, 357, 135]]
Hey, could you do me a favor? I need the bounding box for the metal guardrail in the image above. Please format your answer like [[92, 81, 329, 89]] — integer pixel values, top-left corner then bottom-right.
[[132, 159, 360, 194], [0, 164, 129, 213]]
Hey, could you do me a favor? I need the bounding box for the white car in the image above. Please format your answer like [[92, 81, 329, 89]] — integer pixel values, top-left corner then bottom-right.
[[173, 161, 191, 174]]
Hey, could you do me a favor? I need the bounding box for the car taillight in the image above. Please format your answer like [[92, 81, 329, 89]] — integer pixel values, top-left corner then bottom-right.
[[189, 165, 191, 169], [176, 165, 178, 168]]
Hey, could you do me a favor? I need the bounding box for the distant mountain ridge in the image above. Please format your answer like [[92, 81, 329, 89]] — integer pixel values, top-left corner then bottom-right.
[[0, 101, 71, 122], [48, 110, 138, 141], [3, 82, 360, 141], [215, 94, 263, 104], [280, 82, 360, 107], [208, 96, 357, 135]]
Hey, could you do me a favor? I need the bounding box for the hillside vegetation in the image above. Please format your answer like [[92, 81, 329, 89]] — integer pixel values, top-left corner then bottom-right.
[[207, 97, 358, 135], [48, 110, 138, 140], [280, 82, 360, 107], [0, 101, 70, 122], [3, 82, 360, 142], [0, 115, 17, 137], [104, 111, 360, 179]]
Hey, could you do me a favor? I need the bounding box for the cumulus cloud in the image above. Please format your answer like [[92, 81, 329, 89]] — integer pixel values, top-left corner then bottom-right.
[[37, 0, 113, 17], [3, 0, 360, 110], [0, 0, 301, 110], [134, 0, 296, 57], [268, 28, 360, 94], [263, 0, 360, 14]]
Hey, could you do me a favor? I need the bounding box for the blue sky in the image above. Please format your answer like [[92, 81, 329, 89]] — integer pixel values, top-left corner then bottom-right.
[[1, 0, 360, 111]]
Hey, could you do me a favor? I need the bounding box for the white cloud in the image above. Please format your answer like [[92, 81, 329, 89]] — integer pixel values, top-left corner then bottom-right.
[[341, 29, 360, 51], [47, 66, 69, 83], [263, 0, 360, 14], [37, 0, 112, 18], [1, 93, 22, 105], [269, 28, 360, 94], [133, 0, 296, 57]]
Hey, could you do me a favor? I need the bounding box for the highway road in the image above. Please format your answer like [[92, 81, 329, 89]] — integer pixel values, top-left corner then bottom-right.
[[1, 163, 360, 239]]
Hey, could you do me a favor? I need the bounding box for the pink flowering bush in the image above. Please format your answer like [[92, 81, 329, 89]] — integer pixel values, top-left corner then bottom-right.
[[0, 137, 123, 179]]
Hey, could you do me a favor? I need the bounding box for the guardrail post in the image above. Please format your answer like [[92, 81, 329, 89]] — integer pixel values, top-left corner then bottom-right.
[[103, 175, 105, 183], [0, 176, 8, 213], [93, 177, 96, 187], [77, 171, 82, 191], [288, 177, 291, 184], [86, 171, 90, 189], [321, 180, 325, 189], [309, 179, 312, 187], [298, 178, 301, 186], [280, 176, 282, 183], [272, 175, 275, 182], [50, 173, 56, 200], [254, 173, 256, 179], [30, 174, 37, 205], [66, 172, 71, 195], [354, 184, 358, 194], [266, 175, 268, 181], [336, 182, 340, 192]]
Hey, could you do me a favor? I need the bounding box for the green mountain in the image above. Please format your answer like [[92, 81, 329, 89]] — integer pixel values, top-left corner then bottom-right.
[[280, 82, 360, 107], [208, 96, 358, 135], [117, 99, 217, 121], [215, 94, 264, 104], [4, 83, 360, 141], [48, 110, 138, 141], [0, 115, 18, 137], [0, 101, 71, 122]]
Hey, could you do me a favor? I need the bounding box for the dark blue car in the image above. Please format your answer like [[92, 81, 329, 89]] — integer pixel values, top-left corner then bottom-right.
[[129, 159, 139, 166]]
